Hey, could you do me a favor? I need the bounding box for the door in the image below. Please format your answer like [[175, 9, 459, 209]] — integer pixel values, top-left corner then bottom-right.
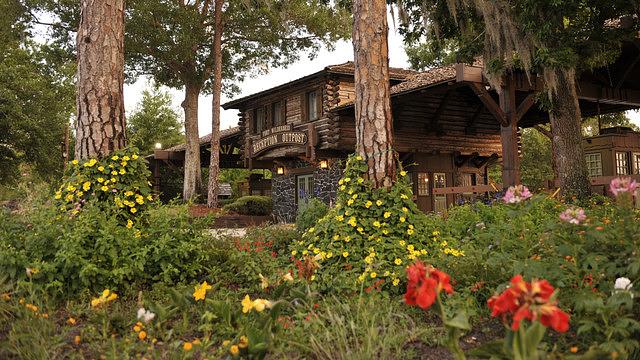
[[433, 172, 447, 213], [297, 174, 314, 211], [415, 172, 431, 212]]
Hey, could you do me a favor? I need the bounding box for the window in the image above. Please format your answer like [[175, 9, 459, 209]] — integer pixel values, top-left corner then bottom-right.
[[272, 101, 284, 126], [616, 152, 629, 175], [585, 153, 602, 177], [461, 173, 476, 195], [433, 173, 447, 213], [307, 90, 319, 121], [297, 174, 314, 210], [633, 153, 640, 174], [254, 107, 266, 134], [417, 173, 429, 196]]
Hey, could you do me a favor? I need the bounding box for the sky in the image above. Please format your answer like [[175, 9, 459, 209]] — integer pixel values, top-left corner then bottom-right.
[[117, 12, 640, 134]]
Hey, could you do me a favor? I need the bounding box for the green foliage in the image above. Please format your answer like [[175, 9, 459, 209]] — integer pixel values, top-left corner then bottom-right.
[[295, 197, 329, 232], [582, 112, 639, 137], [291, 154, 464, 293], [520, 128, 553, 191], [54, 148, 154, 221], [223, 195, 273, 216], [127, 86, 183, 155]]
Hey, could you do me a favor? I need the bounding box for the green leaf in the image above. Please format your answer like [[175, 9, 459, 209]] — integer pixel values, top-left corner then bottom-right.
[[444, 311, 471, 331]]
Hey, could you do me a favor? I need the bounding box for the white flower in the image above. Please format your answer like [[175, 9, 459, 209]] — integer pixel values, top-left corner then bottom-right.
[[614, 277, 633, 291], [137, 307, 155, 323]]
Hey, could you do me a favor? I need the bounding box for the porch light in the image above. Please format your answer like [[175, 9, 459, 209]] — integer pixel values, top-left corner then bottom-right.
[[155, 142, 162, 149], [276, 166, 285, 175], [319, 159, 328, 169]]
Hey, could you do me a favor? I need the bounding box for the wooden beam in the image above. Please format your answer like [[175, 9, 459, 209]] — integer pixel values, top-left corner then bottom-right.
[[465, 104, 483, 135], [576, 83, 640, 106], [465, 82, 507, 126], [615, 42, 640, 90], [499, 74, 520, 186], [455, 63, 483, 83], [515, 94, 536, 124], [533, 125, 552, 139], [427, 91, 450, 135]]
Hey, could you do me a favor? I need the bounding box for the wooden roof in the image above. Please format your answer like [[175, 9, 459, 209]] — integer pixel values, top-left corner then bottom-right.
[[221, 62, 417, 110], [164, 126, 241, 152]]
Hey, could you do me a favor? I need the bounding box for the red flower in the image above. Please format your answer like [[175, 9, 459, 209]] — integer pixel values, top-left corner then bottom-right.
[[488, 275, 570, 333], [404, 261, 453, 310]]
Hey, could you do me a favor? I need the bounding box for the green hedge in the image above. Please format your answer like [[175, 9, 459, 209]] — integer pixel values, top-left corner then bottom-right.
[[223, 195, 272, 216]]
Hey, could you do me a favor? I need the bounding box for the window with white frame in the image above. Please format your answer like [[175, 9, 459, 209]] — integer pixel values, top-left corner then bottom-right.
[[417, 173, 429, 196], [616, 152, 630, 175], [585, 153, 602, 177], [307, 90, 319, 121], [633, 153, 640, 174]]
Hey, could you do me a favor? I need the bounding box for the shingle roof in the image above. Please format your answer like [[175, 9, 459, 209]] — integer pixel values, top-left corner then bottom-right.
[[222, 62, 418, 109], [165, 126, 240, 152]]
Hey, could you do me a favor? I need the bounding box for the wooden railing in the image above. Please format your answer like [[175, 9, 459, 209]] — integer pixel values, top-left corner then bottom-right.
[[432, 183, 502, 195]]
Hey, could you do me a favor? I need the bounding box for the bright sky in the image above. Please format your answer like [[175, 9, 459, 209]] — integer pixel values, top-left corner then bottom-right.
[[123, 12, 411, 135]]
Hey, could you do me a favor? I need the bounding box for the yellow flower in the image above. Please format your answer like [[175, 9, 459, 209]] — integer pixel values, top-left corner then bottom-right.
[[98, 166, 105, 172], [344, 236, 351, 242], [407, 229, 415, 235], [340, 185, 346, 191], [65, 194, 74, 202], [91, 289, 117, 307], [111, 155, 119, 160], [342, 251, 349, 257], [394, 258, 402, 265], [66, 185, 76, 192], [383, 211, 391, 218], [230, 345, 239, 356], [126, 220, 133, 228], [252, 299, 272, 312], [111, 171, 118, 175], [130, 207, 137, 214], [348, 217, 357, 227], [407, 244, 414, 251], [74, 335, 81, 344], [355, 155, 362, 161], [222, 340, 231, 347], [193, 281, 212, 301], [401, 194, 409, 199], [146, 195, 153, 201], [138, 331, 147, 341], [122, 156, 130, 161], [67, 317, 76, 325], [133, 325, 142, 332], [399, 240, 406, 246], [82, 181, 91, 191], [335, 215, 344, 221], [376, 200, 383, 206], [183, 342, 193, 351], [110, 177, 117, 183], [242, 295, 253, 313], [373, 221, 381, 228], [393, 278, 400, 286], [364, 201, 372, 208], [291, 250, 297, 256], [370, 272, 377, 278], [402, 207, 408, 212], [72, 160, 78, 165], [259, 273, 269, 289], [119, 168, 126, 175], [239, 335, 249, 348], [358, 274, 365, 282], [101, 186, 108, 192], [54, 191, 62, 200], [399, 216, 406, 223], [97, 177, 104, 183], [400, 171, 407, 176], [347, 199, 354, 206], [357, 227, 364, 233], [132, 154, 138, 160], [344, 177, 351, 182], [338, 179, 344, 185], [357, 178, 364, 184], [136, 196, 144, 205], [121, 161, 127, 167]]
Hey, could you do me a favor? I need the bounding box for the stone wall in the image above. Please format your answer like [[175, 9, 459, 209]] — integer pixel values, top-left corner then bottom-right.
[[271, 160, 343, 223]]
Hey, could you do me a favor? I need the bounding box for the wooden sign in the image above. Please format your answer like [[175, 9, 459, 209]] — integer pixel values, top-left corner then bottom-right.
[[251, 131, 308, 156], [261, 124, 292, 137]]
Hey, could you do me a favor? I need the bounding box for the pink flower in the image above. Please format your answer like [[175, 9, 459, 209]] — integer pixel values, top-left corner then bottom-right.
[[559, 207, 587, 225], [503, 185, 533, 204], [609, 177, 638, 197]]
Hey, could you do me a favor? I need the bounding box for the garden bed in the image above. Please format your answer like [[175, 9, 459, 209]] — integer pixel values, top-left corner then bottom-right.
[[189, 204, 275, 228]]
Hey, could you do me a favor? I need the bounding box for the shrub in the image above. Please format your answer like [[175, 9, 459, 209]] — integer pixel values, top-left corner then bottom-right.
[[223, 195, 272, 216], [290, 154, 464, 294], [295, 197, 329, 232], [54, 148, 155, 222]]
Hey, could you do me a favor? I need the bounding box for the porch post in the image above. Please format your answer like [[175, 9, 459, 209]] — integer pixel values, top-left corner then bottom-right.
[[499, 74, 520, 186]]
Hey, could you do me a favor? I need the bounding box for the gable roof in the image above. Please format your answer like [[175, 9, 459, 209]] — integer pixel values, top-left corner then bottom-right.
[[221, 61, 418, 110], [164, 126, 241, 152]]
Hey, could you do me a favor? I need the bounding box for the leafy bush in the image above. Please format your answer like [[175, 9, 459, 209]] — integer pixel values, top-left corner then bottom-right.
[[290, 154, 464, 294], [223, 195, 272, 216], [54, 148, 155, 221], [1, 172, 214, 298], [295, 197, 328, 232]]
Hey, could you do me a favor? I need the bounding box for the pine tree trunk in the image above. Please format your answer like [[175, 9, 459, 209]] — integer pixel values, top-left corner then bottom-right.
[[75, 0, 126, 160], [547, 67, 591, 198], [207, 0, 224, 208], [352, 0, 396, 188], [182, 83, 202, 201]]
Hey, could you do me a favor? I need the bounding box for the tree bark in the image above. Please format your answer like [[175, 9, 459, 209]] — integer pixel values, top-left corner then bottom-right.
[[547, 67, 591, 198], [182, 83, 202, 201], [352, 0, 396, 188], [75, 0, 126, 160], [207, 0, 224, 208]]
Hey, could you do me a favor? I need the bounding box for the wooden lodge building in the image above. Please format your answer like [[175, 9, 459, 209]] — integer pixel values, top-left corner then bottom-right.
[[152, 42, 640, 222]]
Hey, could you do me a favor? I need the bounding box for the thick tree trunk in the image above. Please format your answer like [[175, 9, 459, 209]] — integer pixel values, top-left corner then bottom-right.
[[182, 83, 202, 201], [352, 0, 396, 188], [547, 67, 591, 198], [207, 0, 224, 208], [75, 0, 126, 160]]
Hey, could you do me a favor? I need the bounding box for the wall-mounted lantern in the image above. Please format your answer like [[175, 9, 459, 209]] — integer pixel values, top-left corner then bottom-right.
[[155, 142, 162, 149], [276, 166, 285, 175], [319, 159, 329, 169]]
